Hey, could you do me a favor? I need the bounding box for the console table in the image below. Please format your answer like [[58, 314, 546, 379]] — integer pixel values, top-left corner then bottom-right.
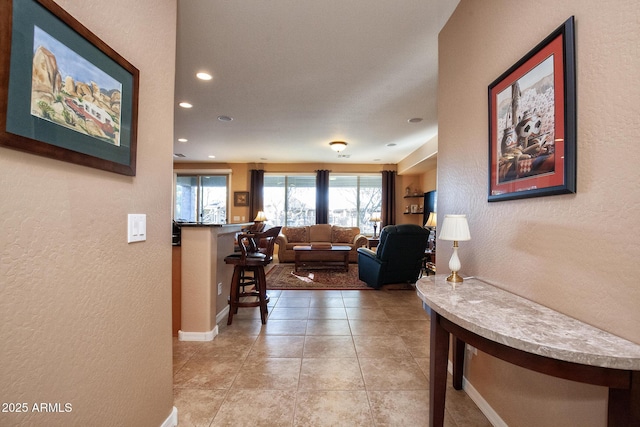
[[416, 275, 640, 427]]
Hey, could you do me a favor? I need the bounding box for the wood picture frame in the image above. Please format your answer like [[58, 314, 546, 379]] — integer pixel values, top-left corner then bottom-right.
[[0, 0, 139, 176], [488, 16, 576, 202], [234, 191, 249, 206]]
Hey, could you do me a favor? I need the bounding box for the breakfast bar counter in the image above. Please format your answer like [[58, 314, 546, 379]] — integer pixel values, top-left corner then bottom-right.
[[178, 222, 251, 341], [416, 275, 640, 427]]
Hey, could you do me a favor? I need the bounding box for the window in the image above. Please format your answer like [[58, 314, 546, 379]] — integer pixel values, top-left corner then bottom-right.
[[263, 173, 382, 232], [329, 175, 382, 235], [175, 174, 228, 223], [264, 175, 316, 226]]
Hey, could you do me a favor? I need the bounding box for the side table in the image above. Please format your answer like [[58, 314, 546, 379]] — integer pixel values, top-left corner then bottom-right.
[[422, 249, 436, 276], [367, 237, 379, 250]]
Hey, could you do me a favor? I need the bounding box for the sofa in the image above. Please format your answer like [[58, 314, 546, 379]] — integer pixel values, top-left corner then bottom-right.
[[275, 224, 368, 263]]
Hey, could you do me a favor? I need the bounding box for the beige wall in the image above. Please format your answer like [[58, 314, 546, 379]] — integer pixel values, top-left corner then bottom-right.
[[421, 168, 437, 194], [0, 1, 177, 426], [438, 1, 640, 426]]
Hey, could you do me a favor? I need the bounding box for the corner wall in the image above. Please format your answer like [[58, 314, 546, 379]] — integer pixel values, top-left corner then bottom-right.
[[438, 1, 640, 425], [0, 0, 177, 425]]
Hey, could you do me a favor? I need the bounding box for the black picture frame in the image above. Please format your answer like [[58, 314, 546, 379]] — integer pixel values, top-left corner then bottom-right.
[[234, 191, 249, 207], [488, 16, 576, 202], [0, 0, 139, 176]]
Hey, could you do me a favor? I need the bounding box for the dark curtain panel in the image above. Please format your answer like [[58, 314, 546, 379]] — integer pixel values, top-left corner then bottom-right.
[[381, 170, 396, 226], [249, 169, 264, 221], [315, 169, 330, 224]]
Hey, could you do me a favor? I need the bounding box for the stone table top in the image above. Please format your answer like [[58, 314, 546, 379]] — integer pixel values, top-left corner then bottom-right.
[[416, 275, 640, 370]]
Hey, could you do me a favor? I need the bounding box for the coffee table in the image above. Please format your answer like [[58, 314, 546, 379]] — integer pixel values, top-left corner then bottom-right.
[[293, 245, 351, 272]]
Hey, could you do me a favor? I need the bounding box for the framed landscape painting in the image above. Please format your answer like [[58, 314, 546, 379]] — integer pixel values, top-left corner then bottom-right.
[[488, 17, 576, 202], [0, 0, 139, 176]]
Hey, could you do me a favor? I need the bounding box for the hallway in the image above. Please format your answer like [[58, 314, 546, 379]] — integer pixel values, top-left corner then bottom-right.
[[173, 288, 490, 426]]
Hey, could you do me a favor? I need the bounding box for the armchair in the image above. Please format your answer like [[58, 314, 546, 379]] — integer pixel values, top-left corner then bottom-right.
[[357, 224, 430, 289]]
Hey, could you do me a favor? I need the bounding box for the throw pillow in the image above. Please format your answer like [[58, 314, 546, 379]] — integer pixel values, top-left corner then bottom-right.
[[285, 227, 307, 243], [332, 226, 355, 244]]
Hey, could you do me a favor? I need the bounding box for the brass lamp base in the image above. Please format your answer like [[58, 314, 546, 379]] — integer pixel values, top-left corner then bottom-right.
[[446, 271, 464, 283]]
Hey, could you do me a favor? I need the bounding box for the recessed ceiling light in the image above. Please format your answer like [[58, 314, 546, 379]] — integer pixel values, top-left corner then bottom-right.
[[196, 72, 212, 80], [179, 102, 193, 108], [217, 115, 233, 122], [208, 155, 216, 159], [260, 157, 268, 160], [386, 143, 397, 147], [373, 158, 381, 161], [408, 117, 423, 123], [177, 138, 188, 143]]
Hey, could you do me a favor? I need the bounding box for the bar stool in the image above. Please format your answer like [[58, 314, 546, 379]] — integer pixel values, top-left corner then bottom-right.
[[233, 221, 267, 288], [224, 226, 281, 325]]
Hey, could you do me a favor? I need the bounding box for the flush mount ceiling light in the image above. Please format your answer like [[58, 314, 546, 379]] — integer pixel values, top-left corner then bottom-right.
[[179, 102, 193, 108], [217, 115, 233, 122], [196, 72, 212, 80], [177, 138, 188, 143], [408, 117, 423, 123], [329, 141, 348, 152]]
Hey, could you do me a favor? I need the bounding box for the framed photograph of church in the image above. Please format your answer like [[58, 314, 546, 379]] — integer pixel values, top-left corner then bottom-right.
[[0, 0, 139, 176], [488, 16, 576, 202]]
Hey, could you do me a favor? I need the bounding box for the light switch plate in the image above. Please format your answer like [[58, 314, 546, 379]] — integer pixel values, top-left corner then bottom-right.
[[128, 214, 146, 243]]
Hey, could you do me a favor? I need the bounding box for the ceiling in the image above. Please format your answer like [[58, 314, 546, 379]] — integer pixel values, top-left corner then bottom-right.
[[173, 0, 459, 168]]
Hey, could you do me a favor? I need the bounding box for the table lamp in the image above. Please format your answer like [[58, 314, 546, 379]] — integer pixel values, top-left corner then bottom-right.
[[254, 211, 267, 223], [425, 212, 437, 229], [438, 214, 471, 284], [369, 214, 381, 238], [424, 211, 437, 250]]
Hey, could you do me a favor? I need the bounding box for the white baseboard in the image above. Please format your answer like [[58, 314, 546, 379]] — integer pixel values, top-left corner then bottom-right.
[[178, 326, 218, 341], [462, 378, 507, 427], [216, 305, 230, 326], [447, 360, 507, 427], [160, 406, 178, 427], [177, 306, 229, 341]]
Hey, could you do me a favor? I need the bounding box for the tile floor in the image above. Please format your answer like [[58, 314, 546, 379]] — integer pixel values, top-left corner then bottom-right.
[[173, 287, 491, 427]]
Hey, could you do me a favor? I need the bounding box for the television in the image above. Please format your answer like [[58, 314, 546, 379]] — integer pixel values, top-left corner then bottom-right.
[[424, 190, 437, 219]]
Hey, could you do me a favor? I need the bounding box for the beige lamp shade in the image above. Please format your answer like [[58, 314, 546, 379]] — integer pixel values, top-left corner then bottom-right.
[[254, 211, 267, 222], [424, 212, 437, 228], [369, 214, 381, 223], [438, 214, 471, 241]]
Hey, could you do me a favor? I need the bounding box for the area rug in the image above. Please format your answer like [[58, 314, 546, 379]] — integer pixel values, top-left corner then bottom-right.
[[265, 263, 371, 290]]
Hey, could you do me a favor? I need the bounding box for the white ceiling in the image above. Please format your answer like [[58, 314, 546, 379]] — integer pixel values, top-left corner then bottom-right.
[[173, 0, 459, 166]]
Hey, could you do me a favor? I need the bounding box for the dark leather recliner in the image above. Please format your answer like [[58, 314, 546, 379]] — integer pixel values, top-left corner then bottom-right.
[[357, 224, 430, 289]]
